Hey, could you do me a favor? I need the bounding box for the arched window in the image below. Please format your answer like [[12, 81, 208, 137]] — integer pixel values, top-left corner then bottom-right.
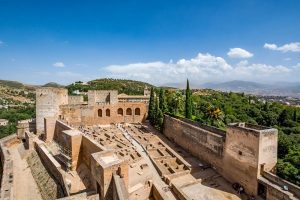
[[117, 108, 123, 116], [126, 108, 132, 115], [135, 108, 141, 115], [98, 109, 102, 117], [106, 109, 110, 117]]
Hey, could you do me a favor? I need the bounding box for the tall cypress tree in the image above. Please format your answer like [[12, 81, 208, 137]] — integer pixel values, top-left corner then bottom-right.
[[293, 109, 297, 122], [185, 79, 192, 119], [159, 88, 167, 113], [148, 87, 155, 124]]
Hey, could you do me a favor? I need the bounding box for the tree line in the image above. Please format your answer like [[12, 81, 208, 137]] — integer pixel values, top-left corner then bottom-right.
[[148, 79, 300, 186]]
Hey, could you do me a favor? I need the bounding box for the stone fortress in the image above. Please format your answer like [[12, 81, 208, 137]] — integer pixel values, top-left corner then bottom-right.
[[0, 87, 299, 200]]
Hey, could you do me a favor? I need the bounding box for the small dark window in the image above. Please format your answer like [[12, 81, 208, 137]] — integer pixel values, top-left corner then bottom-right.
[[106, 109, 110, 117], [98, 109, 102, 117], [117, 108, 123, 116], [238, 151, 243, 156], [135, 108, 141, 115], [126, 108, 132, 115]]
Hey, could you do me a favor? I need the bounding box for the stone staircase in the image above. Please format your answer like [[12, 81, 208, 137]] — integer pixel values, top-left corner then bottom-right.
[[27, 150, 64, 200]]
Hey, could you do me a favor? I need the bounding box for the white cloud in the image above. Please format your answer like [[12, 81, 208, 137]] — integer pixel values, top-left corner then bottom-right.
[[103, 53, 293, 85], [227, 48, 253, 58], [264, 42, 300, 52], [53, 62, 65, 67]]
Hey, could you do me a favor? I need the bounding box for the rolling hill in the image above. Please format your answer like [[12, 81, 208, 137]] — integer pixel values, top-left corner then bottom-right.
[[67, 78, 154, 95]]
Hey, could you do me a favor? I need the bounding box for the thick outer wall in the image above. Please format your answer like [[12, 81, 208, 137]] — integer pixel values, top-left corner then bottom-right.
[[163, 115, 224, 173]]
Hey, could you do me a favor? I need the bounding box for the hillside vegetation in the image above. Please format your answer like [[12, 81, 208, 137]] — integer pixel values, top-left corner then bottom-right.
[[0, 80, 36, 103], [149, 87, 300, 186], [66, 78, 154, 95]]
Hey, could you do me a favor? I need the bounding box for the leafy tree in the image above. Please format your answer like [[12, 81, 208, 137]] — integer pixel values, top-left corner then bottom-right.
[[185, 79, 192, 119], [168, 91, 184, 115]]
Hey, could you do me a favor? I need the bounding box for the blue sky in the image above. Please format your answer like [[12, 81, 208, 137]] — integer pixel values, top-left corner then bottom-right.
[[0, 0, 300, 86]]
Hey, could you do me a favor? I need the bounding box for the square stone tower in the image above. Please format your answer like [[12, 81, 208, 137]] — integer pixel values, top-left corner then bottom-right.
[[88, 90, 118, 105], [36, 87, 68, 134], [223, 123, 278, 195]]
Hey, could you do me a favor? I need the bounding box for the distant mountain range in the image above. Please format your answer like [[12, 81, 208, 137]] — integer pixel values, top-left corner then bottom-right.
[[201, 80, 300, 98], [1, 79, 300, 98]]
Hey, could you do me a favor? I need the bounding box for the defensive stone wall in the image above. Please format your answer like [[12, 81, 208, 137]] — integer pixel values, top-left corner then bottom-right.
[[163, 115, 225, 170], [163, 115, 282, 197], [0, 135, 16, 200], [262, 171, 300, 199], [35, 143, 70, 197]]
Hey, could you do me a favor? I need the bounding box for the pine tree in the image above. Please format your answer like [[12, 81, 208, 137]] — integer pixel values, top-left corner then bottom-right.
[[148, 87, 155, 124], [185, 79, 192, 119], [159, 88, 167, 113]]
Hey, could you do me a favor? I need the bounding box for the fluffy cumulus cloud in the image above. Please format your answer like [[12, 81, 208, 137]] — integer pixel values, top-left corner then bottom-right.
[[227, 48, 253, 58], [264, 42, 300, 52], [53, 62, 65, 67], [103, 53, 294, 85]]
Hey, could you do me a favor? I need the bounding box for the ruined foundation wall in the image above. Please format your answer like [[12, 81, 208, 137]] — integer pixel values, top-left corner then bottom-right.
[[163, 115, 224, 170]]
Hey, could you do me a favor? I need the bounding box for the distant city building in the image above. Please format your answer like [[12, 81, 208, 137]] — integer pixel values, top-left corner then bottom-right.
[[0, 119, 8, 126]]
